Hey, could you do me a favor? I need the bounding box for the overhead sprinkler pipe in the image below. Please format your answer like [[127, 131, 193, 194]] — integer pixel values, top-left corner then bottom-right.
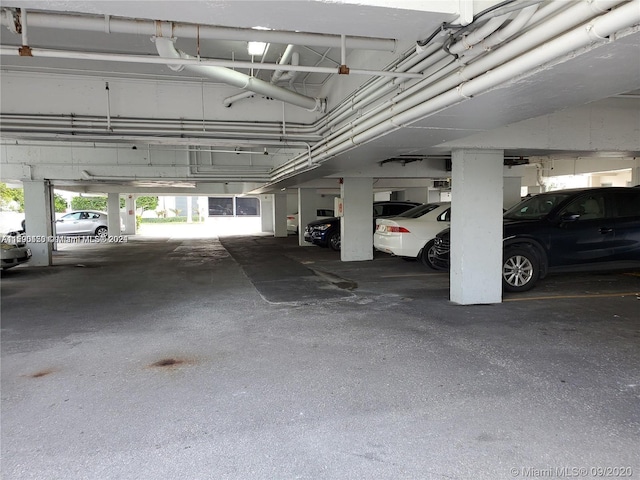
[[154, 36, 325, 112], [0, 9, 396, 52], [271, 0, 636, 180]]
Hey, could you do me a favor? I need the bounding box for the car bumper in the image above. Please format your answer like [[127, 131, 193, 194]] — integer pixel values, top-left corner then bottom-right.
[[373, 233, 420, 258], [1, 247, 32, 268]]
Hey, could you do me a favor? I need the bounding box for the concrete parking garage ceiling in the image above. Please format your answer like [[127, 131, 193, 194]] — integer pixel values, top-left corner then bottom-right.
[[0, 0, 639, 194]]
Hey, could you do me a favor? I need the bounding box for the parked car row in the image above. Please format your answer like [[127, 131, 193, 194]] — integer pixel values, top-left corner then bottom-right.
[[2, 210, 123, 271], [304, 201, 421, 251], [287, 209, 334, 234], [302, 186, 640, 293]]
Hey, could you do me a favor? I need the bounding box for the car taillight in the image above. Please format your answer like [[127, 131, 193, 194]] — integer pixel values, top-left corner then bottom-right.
[[387, 226, 410, 233], [287, 216, 295, 220]]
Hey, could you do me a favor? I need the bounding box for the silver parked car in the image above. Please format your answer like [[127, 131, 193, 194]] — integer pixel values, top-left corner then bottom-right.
[[56, 210, 113, 237]]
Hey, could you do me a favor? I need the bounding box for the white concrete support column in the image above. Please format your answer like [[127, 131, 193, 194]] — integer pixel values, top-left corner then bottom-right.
[[340, 177, 373, 262], [107, 193, 121, 235], [404, 187, 430, 204], [298, 188, 316, 246], [23, 180, 53, 266], [428, 188, 441, 203], [124, 194, 136, 235], [187, 196, 193, 223], [273, 193, 288, 238], [450, 149, 504, 305], [260, 194, 274, 233], [632, 157, 640, 186], [503, 176, 522, 210]]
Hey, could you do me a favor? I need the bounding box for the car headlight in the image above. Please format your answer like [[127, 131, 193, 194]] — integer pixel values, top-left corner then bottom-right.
[[1, 242, 17, 250], [316, 223, 332, 231]]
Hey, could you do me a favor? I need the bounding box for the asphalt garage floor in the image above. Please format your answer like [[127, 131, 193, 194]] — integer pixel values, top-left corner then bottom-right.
[[1, 232, 639, 480]]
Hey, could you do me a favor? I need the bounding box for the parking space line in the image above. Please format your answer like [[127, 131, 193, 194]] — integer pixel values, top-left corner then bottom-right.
[[380, 273, 441, 278], [504, 292, 640, 302]]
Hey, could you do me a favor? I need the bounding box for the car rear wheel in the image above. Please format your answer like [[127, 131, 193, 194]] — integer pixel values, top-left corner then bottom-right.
[[328, 231, 341, 251], [95, 226, 108, 238], [420, 240, 440, 270], [502, 247, 540, 292]]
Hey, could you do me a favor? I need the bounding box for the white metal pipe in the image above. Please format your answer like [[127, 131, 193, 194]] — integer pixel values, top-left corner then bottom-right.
[[320, 45, 449, 134], [271, 44, 295, 84], [105, 82, 111, 131], [273, 0, 636, 178], [19, 8, 27, 45], [1, 10, 396, 51], [448, 13, 511, 55], [153, 37, 325, 112], [328, 0, 629, 140], [480, 4, 539, 50], [0, 44, 423, 79], [318, 0, 640, 166], [222, 91, 254, 108]]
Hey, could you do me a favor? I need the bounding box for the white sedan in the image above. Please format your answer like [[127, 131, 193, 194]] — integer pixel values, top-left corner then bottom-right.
[[374, 202, 451, 268], [1, 232, 32, 270]]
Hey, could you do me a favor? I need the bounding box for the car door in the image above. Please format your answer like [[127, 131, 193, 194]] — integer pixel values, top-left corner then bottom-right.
[[80, 212, 103, 235], [547, 192, 616, 266], [610, 189, 640, 260], [55, 212, 83, 235]]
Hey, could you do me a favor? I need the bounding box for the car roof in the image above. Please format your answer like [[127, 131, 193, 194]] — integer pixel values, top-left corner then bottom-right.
[[67, 210, 107, 214]]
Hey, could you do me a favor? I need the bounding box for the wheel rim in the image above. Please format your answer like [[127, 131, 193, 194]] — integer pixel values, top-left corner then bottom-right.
[[426, 244, 437, 265], [330, 234, 341, 250], [96, 227, 108, 238], [503, 255, 534, 287]]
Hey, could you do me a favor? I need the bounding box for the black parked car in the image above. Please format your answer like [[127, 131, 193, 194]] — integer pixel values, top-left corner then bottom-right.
[[432, 187, 640, 292], [304, 201, 421, 251]]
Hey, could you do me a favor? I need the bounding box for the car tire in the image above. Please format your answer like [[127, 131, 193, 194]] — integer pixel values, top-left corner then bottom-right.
[[328, 230, 341, 251], [502, 246, 540, 292], [95, 226, 108, 238], [420, 240, 440, 270]]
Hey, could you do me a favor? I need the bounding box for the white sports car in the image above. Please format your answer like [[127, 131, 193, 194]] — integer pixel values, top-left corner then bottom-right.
[[374, 202, 451, 268]]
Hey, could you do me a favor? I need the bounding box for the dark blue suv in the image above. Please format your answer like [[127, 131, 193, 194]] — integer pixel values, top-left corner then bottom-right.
[[432, 187, 640, 292]]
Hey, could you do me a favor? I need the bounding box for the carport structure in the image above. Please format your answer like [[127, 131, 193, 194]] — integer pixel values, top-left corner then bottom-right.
[[1, 0, 640, 304]]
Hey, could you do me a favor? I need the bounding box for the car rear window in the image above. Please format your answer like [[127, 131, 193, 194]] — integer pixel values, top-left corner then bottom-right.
[[397, 204, 441, 218]]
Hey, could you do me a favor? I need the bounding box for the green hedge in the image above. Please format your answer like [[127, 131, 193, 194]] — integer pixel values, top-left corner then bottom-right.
[[140, 217, 188, 223]]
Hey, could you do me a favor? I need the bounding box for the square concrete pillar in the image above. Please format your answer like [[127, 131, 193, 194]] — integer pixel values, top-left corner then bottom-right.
[[403, 187, 429, 204], [124, 195, 136, 235], [23, 180, 54, 266], [273, 193, 287, 238], [260, 194, 274, 233], [340, 177, 373, 262], [107, 193, 121, 235], [450, 149, 504, 305], [187, 196, 193, 223], [298, 188, 316, 246], [632, 157, 640, 187]]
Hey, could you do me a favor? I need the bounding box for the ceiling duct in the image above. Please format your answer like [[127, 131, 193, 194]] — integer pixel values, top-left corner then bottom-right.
[[154, 36, 325, 112]]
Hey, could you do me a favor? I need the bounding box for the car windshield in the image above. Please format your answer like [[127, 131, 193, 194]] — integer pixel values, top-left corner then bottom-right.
[[504, 193, 573, 220], [396, 203, 442, 218]]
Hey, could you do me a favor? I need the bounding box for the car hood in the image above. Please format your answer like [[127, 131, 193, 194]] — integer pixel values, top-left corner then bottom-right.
[[306, 217, 339, 227]]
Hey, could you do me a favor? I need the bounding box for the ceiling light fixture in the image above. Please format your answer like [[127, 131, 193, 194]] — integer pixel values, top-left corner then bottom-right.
[[247, 41, 267, 56], [247, 26, 270, 56]]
